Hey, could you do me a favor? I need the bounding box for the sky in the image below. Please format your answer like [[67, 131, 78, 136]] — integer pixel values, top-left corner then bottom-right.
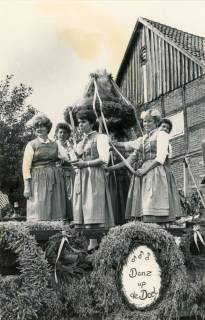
[[1, 0, 205, 133]]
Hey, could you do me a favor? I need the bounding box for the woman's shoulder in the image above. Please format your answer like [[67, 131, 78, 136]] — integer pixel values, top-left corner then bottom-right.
[[28, 138, 38, 148], [49, 139, 58, 146], [96, 133, 109, 143], [156, 130, 169, 138], [155, 131, 170, 145], [29, 138, 58, 149], [96, 132, 107, 138]]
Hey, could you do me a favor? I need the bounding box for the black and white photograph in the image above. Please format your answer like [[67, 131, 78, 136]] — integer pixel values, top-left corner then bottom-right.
[[0, 1, 205, 319]]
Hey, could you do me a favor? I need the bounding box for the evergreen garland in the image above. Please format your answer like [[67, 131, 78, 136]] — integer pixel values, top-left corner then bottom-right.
[[44, 228, 92, 281], [1, 220, 205, 319], [88, 222, 188, 320], [0, 222, 61, 320], [180, 225, 205, 319], [43, 228, 94, 319]]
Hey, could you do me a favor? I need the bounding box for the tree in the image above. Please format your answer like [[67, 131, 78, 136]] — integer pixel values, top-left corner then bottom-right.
[[0, 75, 37, 210]]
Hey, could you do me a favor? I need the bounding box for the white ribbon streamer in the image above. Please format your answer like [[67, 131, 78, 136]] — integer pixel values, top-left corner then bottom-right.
[[54, 231, 84, 283], [193, 225, 205, 252], [92, 78, 137, 174]]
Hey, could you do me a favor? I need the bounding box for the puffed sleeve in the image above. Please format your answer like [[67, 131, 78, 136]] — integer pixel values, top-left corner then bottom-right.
[[97, 134, 110, 164], [22, 142, 34, 179], [124, 137, 142, 151], [155, 131, 169, 164]]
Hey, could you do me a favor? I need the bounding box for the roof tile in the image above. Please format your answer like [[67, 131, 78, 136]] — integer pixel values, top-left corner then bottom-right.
[[144, 18, 205, 62]]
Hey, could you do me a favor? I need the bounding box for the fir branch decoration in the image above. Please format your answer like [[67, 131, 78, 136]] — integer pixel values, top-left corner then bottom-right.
[[44, 229, 91, 283], [89, 222, 188, 320], [24, 220, 72, 233], [44, 229, 95, 319], [179, 225, 205, 319], [180, 225, 205, 269], [0, 222, 61, 320]]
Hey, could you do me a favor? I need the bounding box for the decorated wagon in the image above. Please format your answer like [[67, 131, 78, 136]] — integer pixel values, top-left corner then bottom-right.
[[0, 70, 205, 320]]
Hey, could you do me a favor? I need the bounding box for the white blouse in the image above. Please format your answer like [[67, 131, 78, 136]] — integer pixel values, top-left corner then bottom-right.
[[57, 141, 77, 162], [96, 134, 110, 164]]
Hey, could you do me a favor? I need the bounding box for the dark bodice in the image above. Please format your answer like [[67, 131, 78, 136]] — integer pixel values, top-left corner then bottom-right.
[[77, 132, 99, 161], [30, 138, 59, 167], [142, 136, 157, 161]]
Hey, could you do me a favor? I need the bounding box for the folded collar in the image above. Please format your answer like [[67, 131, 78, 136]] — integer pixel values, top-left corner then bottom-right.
[[37, 137, 51, 144]]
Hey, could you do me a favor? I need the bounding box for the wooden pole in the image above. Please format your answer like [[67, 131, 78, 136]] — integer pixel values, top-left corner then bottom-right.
[[183, 161, 187, 197], [201, 140, 205, 168]]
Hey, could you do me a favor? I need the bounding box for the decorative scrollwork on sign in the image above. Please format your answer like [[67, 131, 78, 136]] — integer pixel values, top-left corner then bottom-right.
[[121, 245, 161, 310]]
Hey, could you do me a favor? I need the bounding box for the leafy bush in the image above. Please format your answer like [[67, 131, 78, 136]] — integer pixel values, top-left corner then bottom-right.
[[179, 190, 203, 217], [0, 75, 37, 209]]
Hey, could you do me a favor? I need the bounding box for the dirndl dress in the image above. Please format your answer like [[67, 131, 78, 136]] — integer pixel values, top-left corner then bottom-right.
[[24, 138, 67, 221], [125, 130, 183, 223], [57, 140, 76, 221], [73, 132, 115, 229], [108, 168, 130, 225], [61, 163, 74, 221]]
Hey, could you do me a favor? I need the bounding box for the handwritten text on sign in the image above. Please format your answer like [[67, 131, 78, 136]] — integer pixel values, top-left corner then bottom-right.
[[121, 245, 161, 309]]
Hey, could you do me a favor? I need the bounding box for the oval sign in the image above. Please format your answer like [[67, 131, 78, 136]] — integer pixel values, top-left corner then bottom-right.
[[120, 245, 162, 310]]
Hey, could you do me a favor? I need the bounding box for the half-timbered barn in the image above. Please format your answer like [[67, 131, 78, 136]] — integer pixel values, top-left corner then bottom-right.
[[116, 17, 205, 192]]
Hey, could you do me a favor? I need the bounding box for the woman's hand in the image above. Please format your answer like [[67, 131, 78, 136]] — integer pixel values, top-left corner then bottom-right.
[[24, 188, 31, 199], [23, 179, 31, 198], [135, 168, 147, 177], [73, 159, 89, 169], [63, 159, 78, 165], [135, 160, 159, 177]]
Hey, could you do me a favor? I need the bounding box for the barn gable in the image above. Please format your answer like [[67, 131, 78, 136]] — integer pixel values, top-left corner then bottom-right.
[[116, 17, 205, 105]]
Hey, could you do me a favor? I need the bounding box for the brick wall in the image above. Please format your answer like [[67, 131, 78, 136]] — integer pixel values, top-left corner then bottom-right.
[[188, 127, 205, 153], [185, 76, 205, 105], [164, 88, 183, 115], [188, 155, 204, 186], [187, 102, 205, 127], [170, 159, 184, 189], [170, 136, 186, 158]]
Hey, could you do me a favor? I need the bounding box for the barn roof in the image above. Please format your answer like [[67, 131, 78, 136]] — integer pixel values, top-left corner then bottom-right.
[[145, 18, 205, 62], [116, 17, 205, 83]]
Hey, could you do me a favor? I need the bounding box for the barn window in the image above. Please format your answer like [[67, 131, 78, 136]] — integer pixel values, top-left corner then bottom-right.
[[168, 111, 184, 139], [140, 46, 147, 65]]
